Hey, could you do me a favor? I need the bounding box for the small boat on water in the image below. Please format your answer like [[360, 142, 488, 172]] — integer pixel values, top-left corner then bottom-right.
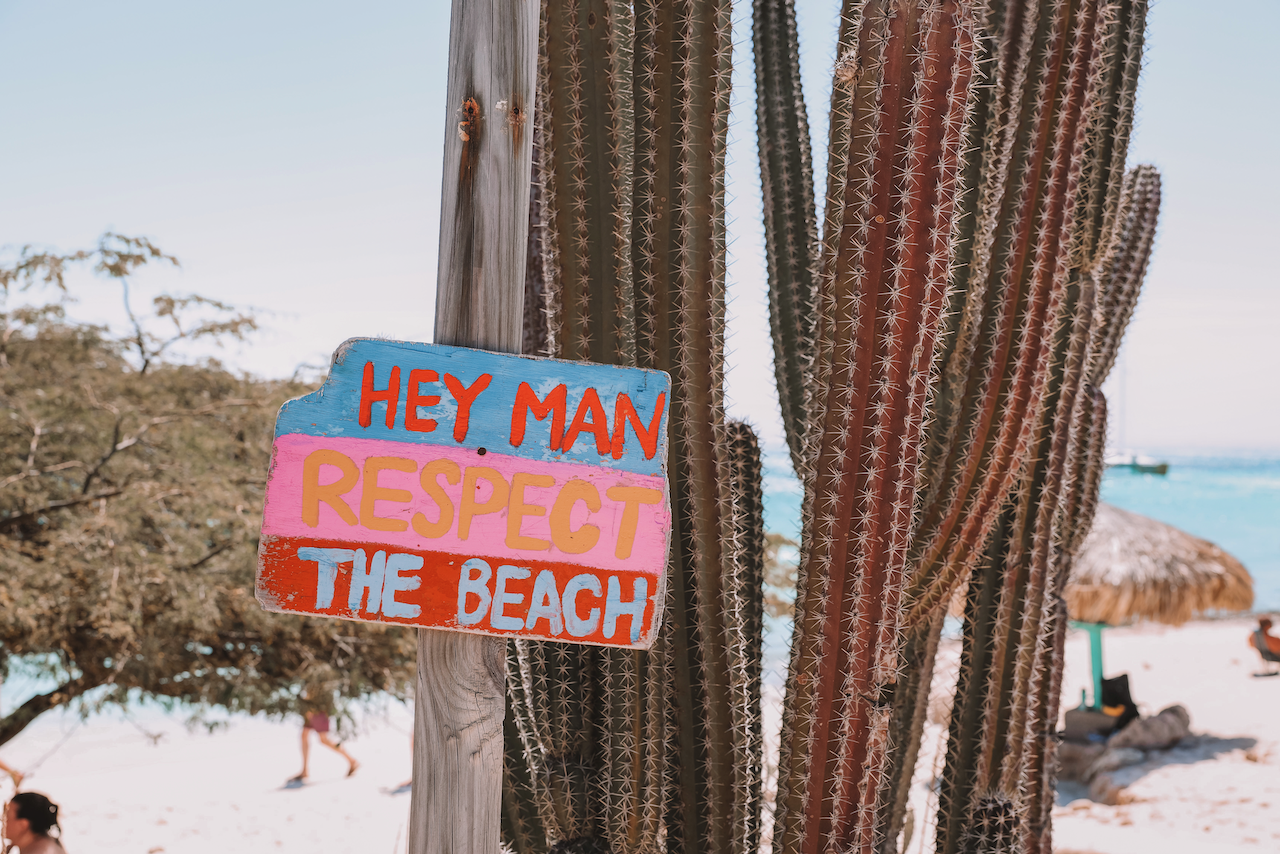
[[1105, 452, 1170, 475]]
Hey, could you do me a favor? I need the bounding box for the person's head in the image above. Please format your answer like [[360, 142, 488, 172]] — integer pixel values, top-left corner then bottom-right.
[[1261, 617, 1273, 631], [4, 792, 60, 845]]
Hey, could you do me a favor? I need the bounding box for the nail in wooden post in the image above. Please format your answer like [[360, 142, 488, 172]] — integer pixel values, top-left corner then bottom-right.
[[408, 0, 535, 848]]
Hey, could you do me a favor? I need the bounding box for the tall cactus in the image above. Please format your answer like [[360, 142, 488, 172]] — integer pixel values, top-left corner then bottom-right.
[[769, 4, 978, 853], [505, 0, 768, 851], [935, 4, 1151, 848], [724, 421, 767, 854], [753, 0, 820, 481], [864, 0, 1133, 843], [1023, 163, 1160, 853]]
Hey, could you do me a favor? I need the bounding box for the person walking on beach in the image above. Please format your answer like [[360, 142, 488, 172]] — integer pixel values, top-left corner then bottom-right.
[[288, 698, 359, 784], [3, 792, 66, 853]]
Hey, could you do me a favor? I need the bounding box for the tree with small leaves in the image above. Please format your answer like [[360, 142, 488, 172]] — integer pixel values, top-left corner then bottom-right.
[[0, 235, 417, 749]]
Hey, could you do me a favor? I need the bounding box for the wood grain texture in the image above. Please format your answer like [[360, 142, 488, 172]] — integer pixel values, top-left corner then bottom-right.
[[433, 0, 537, 354], [410, 0, 536, 848], [412, 629, 508, 854]]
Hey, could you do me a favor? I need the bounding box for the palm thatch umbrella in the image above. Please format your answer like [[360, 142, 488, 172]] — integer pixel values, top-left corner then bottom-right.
[[1068, 502, 1254, 626], [1065, 502, 1253, 706]]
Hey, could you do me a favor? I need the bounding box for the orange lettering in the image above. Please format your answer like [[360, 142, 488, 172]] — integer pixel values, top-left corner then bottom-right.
[[506, 472, 554, 550], [610, 392, 666, 460], [458, 466, 509, 539], [359, 361, 400, 429], [413, 459, 461, 538], [405, 368, 440, 433], [549, 479, 601, 554], [360, 456, 415, 531], [563, 388, 611, 455], [301, 449, 359, 526], [444, 373, 492, 443], [605, 486, 663, 559], [510, 382, 567, 450]]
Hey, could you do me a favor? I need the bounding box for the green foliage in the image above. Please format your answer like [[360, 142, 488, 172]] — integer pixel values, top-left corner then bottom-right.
[[0, 238, 416, 748]]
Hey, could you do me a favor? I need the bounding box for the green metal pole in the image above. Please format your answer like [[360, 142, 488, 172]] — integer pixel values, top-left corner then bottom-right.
[[1070, 622, 1111, 706], [1070, 621, 1106, 708], [1088, 623, 1104, 709]]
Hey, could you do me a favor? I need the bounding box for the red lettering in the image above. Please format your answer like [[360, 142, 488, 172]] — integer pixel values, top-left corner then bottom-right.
[[444, 373, 492, 443], [562, 388, 612, 455], [359, 361, 400, 429], [406, 368, 441, 433], [510, 382, 567, 450], [611, 392, 666, 460]]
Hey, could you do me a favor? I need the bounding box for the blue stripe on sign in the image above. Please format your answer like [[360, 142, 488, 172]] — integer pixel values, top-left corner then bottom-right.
[[274, 338, 671, 477]]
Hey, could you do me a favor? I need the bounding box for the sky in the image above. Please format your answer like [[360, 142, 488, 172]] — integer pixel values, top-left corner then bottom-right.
[[1, 0, 1276, 460]]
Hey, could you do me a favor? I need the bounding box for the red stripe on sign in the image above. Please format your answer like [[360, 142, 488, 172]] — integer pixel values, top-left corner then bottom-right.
[[256, 535, 662, 649]]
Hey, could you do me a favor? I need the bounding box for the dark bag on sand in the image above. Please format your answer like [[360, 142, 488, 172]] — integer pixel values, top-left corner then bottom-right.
[[1101, 673, 1140, 730]]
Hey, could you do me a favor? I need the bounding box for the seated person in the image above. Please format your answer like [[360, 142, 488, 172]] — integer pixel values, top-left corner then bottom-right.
[[1248, 617, 1280, 670]]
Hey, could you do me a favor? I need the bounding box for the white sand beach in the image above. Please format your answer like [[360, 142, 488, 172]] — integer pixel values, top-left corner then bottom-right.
[[1053, 617, 1280, 854], [3, 617, 1277, 852]]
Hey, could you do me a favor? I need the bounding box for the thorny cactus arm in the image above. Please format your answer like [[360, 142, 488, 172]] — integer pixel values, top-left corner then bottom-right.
[[1087, 164, 1160, 386], [753, 0, 821, 481], [506, 1, 637, 849], [724, 421, 767, 854], [534, 0, 637, 365], [1022, 166, 1159, 854], [901, 0, 1111, 630], [877, 0, 1117, 843], [630, 0, 742, 848], [770, 4, 977, 854], [936, 5, 1150, 850]]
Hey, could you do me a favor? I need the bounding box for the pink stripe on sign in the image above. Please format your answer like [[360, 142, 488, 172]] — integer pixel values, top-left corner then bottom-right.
[[263, 433, 671, 576]]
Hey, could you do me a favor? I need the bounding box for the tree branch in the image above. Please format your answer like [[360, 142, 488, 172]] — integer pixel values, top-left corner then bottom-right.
[[0, 489, 124, 531], [0, 678, 87, 749]]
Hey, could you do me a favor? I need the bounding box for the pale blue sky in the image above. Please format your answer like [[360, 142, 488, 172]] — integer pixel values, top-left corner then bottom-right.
[[1, 0, 1275, 457]]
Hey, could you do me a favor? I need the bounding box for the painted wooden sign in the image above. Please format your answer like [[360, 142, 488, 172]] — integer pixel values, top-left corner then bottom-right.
[[256, 338, 672, 649]]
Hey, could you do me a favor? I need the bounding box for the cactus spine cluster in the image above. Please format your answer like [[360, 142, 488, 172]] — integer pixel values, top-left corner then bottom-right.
[[766, 4, 979, 853], [504, 0, 768, 851]]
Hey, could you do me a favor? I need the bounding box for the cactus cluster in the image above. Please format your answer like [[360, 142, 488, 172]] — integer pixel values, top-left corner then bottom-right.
[[501, 0, 1160, 850], [754, 1, 1159, 853], [504, 0, 768, 851], [932, 2, 1154, 849]]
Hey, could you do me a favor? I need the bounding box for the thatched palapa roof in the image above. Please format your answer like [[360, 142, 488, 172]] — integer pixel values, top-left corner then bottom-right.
[[1066, 502, 1254, 626]]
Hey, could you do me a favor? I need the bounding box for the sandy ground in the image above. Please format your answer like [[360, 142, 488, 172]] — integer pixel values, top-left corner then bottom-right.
[[0, 702, 417, 852], [2, 617, 1277, 852], [1052, 616, 1280, 854]]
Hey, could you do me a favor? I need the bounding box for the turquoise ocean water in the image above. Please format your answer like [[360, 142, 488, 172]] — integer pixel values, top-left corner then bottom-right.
[[760, 454, 1280, 610]]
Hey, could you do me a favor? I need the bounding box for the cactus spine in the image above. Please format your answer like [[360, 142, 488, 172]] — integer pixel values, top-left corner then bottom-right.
[[506, 0, 767, 851], [767, 4, 978, 853]]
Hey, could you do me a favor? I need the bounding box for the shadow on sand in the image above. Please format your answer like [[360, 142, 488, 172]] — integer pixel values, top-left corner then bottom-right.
[[1056, 733, 1257, 805]]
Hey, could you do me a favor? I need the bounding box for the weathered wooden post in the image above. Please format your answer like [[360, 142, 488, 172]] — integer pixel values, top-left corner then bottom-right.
[[258, 12, 670, 854], [413, 0, 536, 850]]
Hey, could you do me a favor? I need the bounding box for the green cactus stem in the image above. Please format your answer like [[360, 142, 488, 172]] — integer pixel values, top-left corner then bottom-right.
[[770, 3, 978, 853]]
